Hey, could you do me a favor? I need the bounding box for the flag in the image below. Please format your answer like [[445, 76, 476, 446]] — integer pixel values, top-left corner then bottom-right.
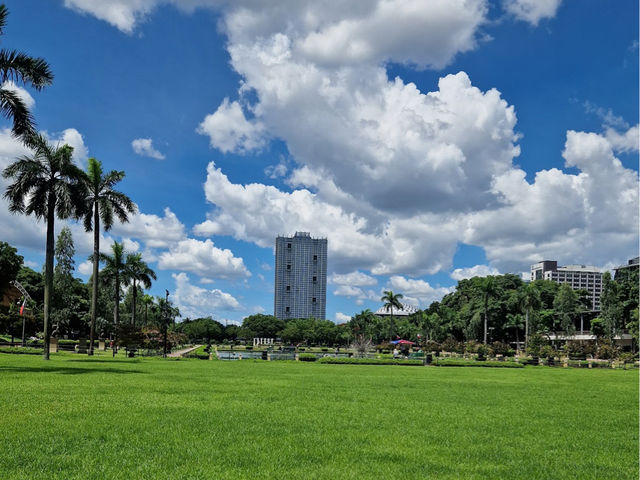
[[19, 298, 26, 316]]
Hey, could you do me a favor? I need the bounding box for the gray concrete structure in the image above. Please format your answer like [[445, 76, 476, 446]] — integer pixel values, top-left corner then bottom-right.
[[530, 260, 603, 310], [274, 232, 327, 320]]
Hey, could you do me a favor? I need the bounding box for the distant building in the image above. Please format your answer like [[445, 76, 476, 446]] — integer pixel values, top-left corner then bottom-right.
[[530, 260, 603, 310], [613, 256, 639, 281], [374, 303, 419, 317], [274, 232, 327, 320]]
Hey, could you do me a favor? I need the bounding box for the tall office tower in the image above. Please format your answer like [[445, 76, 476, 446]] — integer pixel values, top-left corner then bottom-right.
[[274, 232, 327, 320], [530, 260, 603, 310]]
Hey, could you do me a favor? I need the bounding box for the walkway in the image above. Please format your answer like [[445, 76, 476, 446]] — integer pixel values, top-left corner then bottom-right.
[[167, 345, 202, 358]]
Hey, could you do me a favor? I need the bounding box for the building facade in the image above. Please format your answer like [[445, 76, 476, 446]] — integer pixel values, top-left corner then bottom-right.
[[274, 232, 327, 320], [530, 260, 603, 310], [613, 256, 639, 281]]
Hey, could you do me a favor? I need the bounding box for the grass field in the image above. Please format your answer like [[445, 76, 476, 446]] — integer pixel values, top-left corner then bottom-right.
[[0, 354, 637, 480]]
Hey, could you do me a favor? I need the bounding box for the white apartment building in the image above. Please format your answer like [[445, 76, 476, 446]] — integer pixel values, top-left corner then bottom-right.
[[530, 260, 603, 311]]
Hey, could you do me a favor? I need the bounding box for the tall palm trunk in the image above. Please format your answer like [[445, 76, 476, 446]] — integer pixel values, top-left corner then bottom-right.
[[144, 302, 148, 325], [389, 307, 394, 341], [89, 203, 99, 355], [43, 194, 55, 360], [483, 298, 488, 345], [525, 308, 529, 352], [131, 280, 137, 326]]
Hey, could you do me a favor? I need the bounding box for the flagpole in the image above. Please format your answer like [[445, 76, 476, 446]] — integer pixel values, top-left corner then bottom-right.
[[20, 298, 26, 347]]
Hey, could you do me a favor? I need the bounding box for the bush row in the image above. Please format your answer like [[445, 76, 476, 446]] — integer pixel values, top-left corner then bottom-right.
[[433, 358, 524, 368], [317, 357, 423, 366], [0, 346, 43, 355]]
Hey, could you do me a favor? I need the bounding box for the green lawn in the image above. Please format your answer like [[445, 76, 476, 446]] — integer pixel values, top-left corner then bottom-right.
[[0, 354, 637, 480]]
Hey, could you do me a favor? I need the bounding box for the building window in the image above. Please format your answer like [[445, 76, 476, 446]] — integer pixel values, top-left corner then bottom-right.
[[287, 264, 291, 270], [312, 297, 316, 302], [287, 243, 291, 248], [313, 255, 317, 261], [286, 286, 290, 291], [313, 276, 317, 282], [285, 307, 290, 313]]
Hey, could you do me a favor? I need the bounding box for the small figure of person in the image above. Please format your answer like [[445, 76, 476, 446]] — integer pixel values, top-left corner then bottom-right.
[[393, 347, 399, 359]]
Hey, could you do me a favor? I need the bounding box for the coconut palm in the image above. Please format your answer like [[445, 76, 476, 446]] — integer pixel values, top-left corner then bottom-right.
[[99, 241, 128, 331], [478, 276, 498, 345], [381, 290, 403, 341], [81, 157, 136, 355], [0, 5, 53, 136], [125, 253, 156, 327], [519, 282, 541, 351], [3, 134, 84, 359], [141, 294, 154, 326]]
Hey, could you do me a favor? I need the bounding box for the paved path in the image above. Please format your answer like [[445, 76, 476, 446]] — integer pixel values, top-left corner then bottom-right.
[[167, 345, 202, 358]]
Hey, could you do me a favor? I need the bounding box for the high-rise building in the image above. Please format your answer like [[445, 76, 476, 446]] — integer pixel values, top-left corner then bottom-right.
[[530, 260, 603, 310], [613, 256, 639, 281], [274, 232, 327, 320]]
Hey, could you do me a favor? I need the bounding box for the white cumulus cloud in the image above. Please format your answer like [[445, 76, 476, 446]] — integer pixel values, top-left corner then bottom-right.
[[132, 137, 165, 160], [172, 272, 242, 319], [503, 0, 562, 26], [450, 265, 501, 281], [158, 238, 250, 279]]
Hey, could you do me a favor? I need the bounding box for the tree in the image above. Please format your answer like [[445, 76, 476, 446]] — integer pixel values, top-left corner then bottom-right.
[[240, 314, 284, 339], [519, 282, 541, 351], [80, 157, 136, 354], [381, 290, 403, 340], [141, 294, 154, 326], [600, 272, 623, 342], [505, 313, 524, 352], [478, 276, 498, 345], [0, 5, 53, 137], [125, 253, 156, 327], [52, 227, 77, 336], [0, 241, 23, 296], [553, 283, 578, 338], [3, 135, 84, 359], [99, 242, 128, 334]]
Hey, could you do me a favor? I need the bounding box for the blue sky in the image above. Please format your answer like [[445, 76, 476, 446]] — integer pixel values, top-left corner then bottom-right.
[[1, 0, 638, 323]]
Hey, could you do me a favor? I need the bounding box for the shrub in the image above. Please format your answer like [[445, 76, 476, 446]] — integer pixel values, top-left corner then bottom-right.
[[597, 340, 619, 360], [564, 341, 585, 359], [619, 352, 637, 364], [245, 346, 253, 350], [540, 345, 555, 359], [464, 341, 480, 354], [298, 353, 317, 362], [491, 342, 511, 356], [441, 337, 464, 354], [527, 333, 547, 357], [423, 340, 441, 353], [377, 342, 394, 352]]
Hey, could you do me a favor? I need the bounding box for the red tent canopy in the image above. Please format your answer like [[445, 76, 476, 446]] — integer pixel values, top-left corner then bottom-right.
[[395, 339, 414, 345]]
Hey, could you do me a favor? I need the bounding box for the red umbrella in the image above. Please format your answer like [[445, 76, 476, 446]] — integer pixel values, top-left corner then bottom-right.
[[396, 339, 415, 345]]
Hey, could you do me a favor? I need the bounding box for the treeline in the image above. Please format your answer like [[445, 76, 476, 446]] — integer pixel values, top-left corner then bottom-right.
[[0, 237, 180, 349]]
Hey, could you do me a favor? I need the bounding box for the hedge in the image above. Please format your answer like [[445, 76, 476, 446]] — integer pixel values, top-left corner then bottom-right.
[[298, 353, 317, 362], [433, 358, 524, 368], [0, 346, 43, 355], [317, 357, 422, 366]]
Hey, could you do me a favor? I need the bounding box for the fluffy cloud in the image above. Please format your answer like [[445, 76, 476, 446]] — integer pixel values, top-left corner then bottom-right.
[[335, 312, 351, 323], [158, 238, 250, 279], [111, 207, 185, 248], [387, 275, 454, 307], [78, 260, 93, 276], [503, 0, 562, 26], [131, 137, 165, 160], [197, 98, 267, 154], [329, 271, 377, 286], [450, 265, 500, 281], [604, 125, 639, 153], [172, 272, 241, 319]]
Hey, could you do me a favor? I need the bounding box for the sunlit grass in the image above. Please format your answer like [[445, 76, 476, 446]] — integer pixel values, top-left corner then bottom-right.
[[0, 354, 637, 479]]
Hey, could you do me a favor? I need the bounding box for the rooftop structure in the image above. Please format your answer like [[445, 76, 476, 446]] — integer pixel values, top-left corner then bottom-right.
[[374, 303, 419, 317]]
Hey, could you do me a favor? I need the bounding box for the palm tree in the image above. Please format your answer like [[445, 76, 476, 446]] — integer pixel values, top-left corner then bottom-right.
[[125, 253, 156, 327], [381, 290, 403, 341], [478, 276, 498, 345], [3, 134, 84, 359], [100, 241, 128, 332], [0, 5, 53, 136], [519, 282, 541, 351], [141, 294, 154, 326], [506, 313, 524, 352], [81, 157, 136, 355]]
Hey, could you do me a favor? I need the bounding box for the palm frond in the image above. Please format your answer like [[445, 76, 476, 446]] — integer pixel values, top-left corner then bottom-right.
[[0, 87, 34, 136], [0, 49, 53, 89], [0, 5, 9, 35]]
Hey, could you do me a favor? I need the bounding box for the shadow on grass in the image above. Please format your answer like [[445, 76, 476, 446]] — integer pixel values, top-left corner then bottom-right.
[[67, 358, 141, 364], [0, 366, 144, 375]]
